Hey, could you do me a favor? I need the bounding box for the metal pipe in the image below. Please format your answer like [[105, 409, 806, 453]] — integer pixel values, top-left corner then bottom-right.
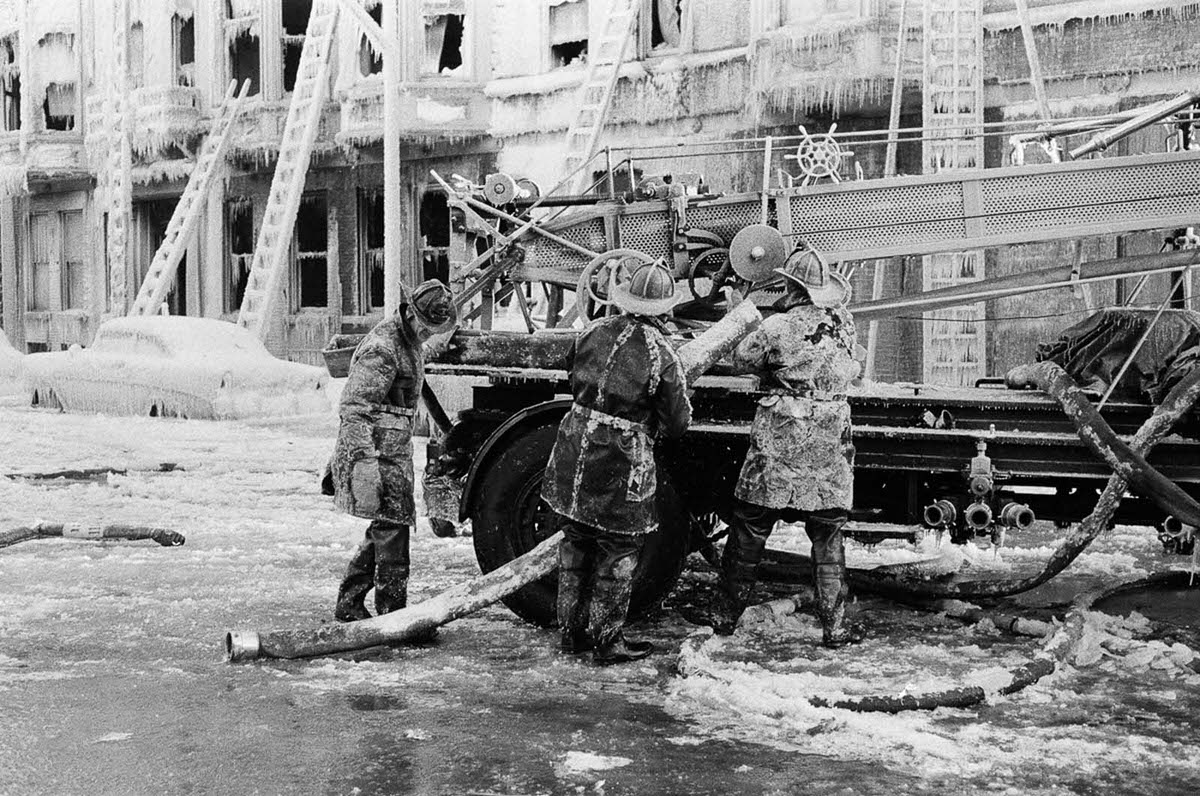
[[922, 500, 957, 529], [852, 248, 1200, 321], [1069, 92, 1200, 159], [999, 502, 1036, 531], [964, 502, 993, 532]]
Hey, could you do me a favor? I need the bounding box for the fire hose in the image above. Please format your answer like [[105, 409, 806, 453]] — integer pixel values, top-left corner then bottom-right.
[[840, 361, 1200, 599], [0, 522, 185, 550]]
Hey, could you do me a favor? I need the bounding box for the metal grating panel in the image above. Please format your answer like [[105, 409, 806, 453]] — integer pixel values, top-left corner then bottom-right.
[[980, 158, 1200, 236], [617, 214, 672, 258], [791, 182, 967, 253]]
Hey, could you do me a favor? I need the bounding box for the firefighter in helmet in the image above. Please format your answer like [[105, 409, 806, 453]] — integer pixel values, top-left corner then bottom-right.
[[542, 258, 692, 664], [331, 279, 456, 623], [712, 245, 864, 647]]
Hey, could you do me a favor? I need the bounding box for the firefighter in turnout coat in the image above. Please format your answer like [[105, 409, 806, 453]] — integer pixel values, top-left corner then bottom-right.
[[713, 246, 864, 647], [542, 260, 692, 665], [331, 280, 456, 623]]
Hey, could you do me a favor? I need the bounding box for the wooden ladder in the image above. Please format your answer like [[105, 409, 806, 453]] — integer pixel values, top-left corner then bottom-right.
[[561, 0, 639, 194], [236, 0, 339, 340], [129, 81, 252, 317], [922, 0, 987, 388]]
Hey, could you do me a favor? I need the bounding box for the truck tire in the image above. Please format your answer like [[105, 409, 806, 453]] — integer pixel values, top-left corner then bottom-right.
[[471, 420, 689, 627]]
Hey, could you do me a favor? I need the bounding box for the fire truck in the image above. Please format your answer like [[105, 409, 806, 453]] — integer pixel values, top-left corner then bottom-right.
[[328, 96, 1200, 626]]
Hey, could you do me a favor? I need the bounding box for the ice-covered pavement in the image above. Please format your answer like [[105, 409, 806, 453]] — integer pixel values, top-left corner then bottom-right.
[[1, 397, 1199, 795]]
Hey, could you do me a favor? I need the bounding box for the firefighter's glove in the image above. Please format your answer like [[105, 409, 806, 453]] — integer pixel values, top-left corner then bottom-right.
[[351, 457, 383, 516], [423, 327, 460, 360]]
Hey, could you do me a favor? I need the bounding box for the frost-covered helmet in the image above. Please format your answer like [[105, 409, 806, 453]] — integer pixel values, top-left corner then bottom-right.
[[612, 259, 678, 317], [410, 279, 456, 333], [775, 245, 850, 308]]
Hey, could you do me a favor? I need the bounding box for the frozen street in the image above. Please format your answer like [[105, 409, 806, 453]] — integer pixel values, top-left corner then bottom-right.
[[1, 397, 1199, 795]]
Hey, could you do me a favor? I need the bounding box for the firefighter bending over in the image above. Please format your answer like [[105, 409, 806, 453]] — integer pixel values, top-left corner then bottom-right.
[[542, 259, 692, 665], [711, 247, 864, 648], [331, 280, 456, 624]]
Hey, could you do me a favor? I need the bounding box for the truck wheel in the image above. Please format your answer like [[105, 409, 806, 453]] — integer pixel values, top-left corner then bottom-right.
[[472, 420, 689, 627]]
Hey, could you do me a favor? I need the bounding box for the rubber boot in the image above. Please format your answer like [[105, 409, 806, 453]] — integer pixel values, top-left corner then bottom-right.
[[588, 534, 650, 664], [712, 501, 777, 635], [371, 521, 411, 616], [334, 538, 374, 623], [808, 512, 863, 649], [558, 527, 594, 654]]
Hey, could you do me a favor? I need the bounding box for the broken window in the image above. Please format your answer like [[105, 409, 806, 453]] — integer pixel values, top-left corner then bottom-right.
[[132, 200, 187, 315], [281, 0, 311, 93], [419, 190, 450, 284], [173, 13, 195, 87], [0, 36, 19, 132], [641, 0, 683, 53], [549, 0, 587, 68], [423, 13, 464, 76], [293, 194, 328, 309], [358, 4, 383, 77], [357, 188, 385, 313], [226, 0, 261, 96], [35, 32, 76, 131], [225, 198, 254, 313]]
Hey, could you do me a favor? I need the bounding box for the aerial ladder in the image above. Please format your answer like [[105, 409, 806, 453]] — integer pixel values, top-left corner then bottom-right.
[[128, 81, 252, 317], [235, 0, 340, 340]]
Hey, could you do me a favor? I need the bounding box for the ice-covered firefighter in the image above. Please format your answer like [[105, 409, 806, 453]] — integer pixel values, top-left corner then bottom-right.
[[542, 259, 692, 665], [709, 246, 865, 648], [329, 279, 457, 624]]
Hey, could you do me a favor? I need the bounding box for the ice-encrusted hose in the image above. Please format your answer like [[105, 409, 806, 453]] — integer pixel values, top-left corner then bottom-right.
[[0, 522, 185, 550], [843, 363, 1200, 599], [807, 571, 1197, 713]]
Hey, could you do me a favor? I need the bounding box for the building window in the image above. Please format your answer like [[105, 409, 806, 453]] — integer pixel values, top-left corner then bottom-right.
[[423, 13, 464, 76], [226, 0, 261, 96], [0, 36, 19, 132], [36, 32, 76, 131], [357, 188, 385, 313], [132, 200, 187, 315], [28, 210, 86, 312], [28, 213, 55, 311], [292, 194, 328, 309], [419, 190, 450, 285], [640, 0, 684, 55], [358, 4, 383, 77], [60, 210, 86, 310], [225, 198, 254, 313], [549, 0, 587, 68], [281, 0, 311, 93], [173, 13, 196, 87], [128, 22, 145, 89]]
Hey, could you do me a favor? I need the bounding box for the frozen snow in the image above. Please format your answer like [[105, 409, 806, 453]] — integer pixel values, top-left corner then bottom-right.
[[559, 751, 632, 774]]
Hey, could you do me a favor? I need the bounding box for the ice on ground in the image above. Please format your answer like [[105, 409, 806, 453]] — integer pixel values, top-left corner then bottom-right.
[[559, 752, 633, 774]]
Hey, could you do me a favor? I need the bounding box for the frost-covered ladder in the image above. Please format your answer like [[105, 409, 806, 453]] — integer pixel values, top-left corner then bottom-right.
[[236, 0, 339, 339], [922, 0, 986, 387], [561, 0, 639, 194], [129, 81, 252, 317]]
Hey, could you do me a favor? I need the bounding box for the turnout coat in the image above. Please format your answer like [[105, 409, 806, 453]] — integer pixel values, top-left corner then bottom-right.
[[542, 315, 692, 535], [332, 311, 426, 524], [731, 303, 861, 511]]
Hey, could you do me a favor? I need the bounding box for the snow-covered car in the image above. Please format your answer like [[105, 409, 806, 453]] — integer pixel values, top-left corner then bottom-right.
[[23, 316, 330, 419], [0, 326, 23, 395]]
